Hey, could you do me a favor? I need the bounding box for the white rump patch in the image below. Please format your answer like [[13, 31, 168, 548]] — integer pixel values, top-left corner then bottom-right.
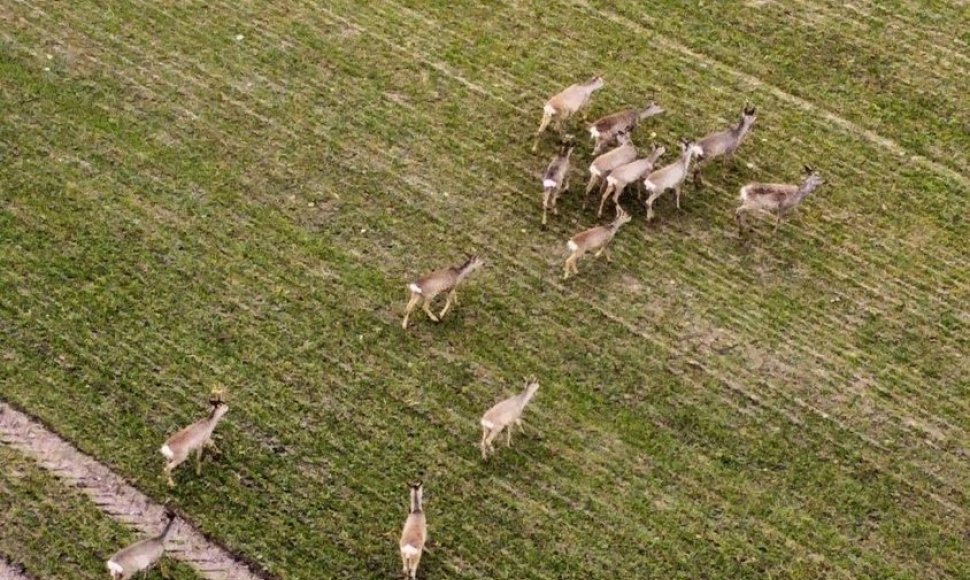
[[543, 179, 558, 189], [408, 283, 422, 295], [739, 185, 750, 200], [107, 560, 124, 575], [401, 544, 421, 557], [481, 418, 495, 429], [543, 103, 557, 116], [589, 165, 601, 177], [160, 444, 174, 459], [642, 179, 657, 192], [589, 126, 600, 138], [567, 240, 579, 252]]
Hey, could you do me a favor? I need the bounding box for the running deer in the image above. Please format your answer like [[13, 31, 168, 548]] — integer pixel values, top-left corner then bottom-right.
[[480, 378, 540, 459], [563, 208, 632, 279], [736, 166, 824, 235], [589, 101, 664, 155], [106, 512, 176, 579], [541, 140, 576, 225], [583, 130, 636, 206], [160, 398, 229, 487], [402, 255, 484, 329], [532, 76, 604, 152], [399, 482, 428, 580], [693, 105, 757, 185], [642, 139, 705, 221], [597, 145, 666, 217]]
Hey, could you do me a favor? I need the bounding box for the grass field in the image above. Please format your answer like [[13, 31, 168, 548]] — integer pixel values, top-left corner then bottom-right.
[[1, 1, 968, 578]]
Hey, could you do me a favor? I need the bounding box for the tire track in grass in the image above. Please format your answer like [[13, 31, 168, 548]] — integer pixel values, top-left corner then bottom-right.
[[0, 403, 271, 580]]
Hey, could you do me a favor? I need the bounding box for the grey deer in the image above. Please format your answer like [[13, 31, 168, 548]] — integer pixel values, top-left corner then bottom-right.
[[106, 512, 177, 579], [597, 145, 667, 217], [563, 207, 633, 279], [533, 76, 605, 152], [160, 397, 229, 487], [736, 166, 824, 235], [480, 379, 540, 459], [583, 130, 637, 206], [403, 256, 484, 329], [588, 101, 664, 155], [541, 140, 576, 225], [693, 105, 757, 185], [642, 139, 705, 221], [399, 482, 428, 580]]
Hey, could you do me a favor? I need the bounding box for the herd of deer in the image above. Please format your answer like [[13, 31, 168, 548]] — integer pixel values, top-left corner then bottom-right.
[[104, 76, 825, 580]]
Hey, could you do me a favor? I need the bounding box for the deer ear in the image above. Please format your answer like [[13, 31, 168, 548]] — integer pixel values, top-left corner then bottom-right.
[[803, 165, 814, 174]]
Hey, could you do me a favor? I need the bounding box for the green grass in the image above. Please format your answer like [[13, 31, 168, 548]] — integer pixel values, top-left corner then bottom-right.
[[1, 1, 968, 578], [0, 446, 196, 580]]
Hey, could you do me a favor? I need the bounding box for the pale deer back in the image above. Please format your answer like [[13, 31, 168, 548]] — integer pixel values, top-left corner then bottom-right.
[[609, 157, 656, 185], [591, 143, 637, 176]]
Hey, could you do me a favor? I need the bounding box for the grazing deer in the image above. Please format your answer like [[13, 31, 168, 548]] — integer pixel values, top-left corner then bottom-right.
[[480, 379, 540, 459], [584, 130, 637, 206], [736, 166, 824, 235], [597, 145, 666, 217], [563, 208, 632, 279], [106, 512, 176, 580], [399, 482, 427, 580], [541, 140, 576, 225], [160, 398, 229, 487], [693, 105, 757, 185], [642, 139, 705, 221], [402, 256, 484, 329], [589, 101, 664, 155], [532, 76, 604, 152]]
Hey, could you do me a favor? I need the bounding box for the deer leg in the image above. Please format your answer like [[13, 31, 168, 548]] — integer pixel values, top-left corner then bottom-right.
[[644, 189, 662, 222], [439, 290, 456, 318], [422, 300, 440, 322], [597, 183, 615, 217], [532, 113, 553, 152], [481, 428, 491, 459], [164, 464, 175, 488], [773, 210, 784, 234], [604, 246, 612, 263], [584, 176, 600, 203], [693, 166, 704, 188], [410, 552, 422, 579], [402, 294, 421, 329], [506, 427, 513, 447], [675, 185, 683, 210]]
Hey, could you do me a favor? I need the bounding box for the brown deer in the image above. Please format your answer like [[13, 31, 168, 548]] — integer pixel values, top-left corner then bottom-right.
[[160, 397, 229, 487], [399, 482, 428, 580], [597, 145, 666, 217], [736, 166, 824, 235], [480, 378, 540, 459], [402, 256, 484, 329], [583, 130, 637, 207], [541, 140, 576, 225], [588, 101, 664, 155], [642, 139, 705, 221], [693, 105, 757, 185], [563, 208, 633, 279], [106, 512, 177, 579], [532, 76, 604, 152]]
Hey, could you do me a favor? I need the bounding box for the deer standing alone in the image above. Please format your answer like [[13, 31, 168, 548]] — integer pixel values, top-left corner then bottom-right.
[[160, 398, 229, 487], [588, 101, 664, 155], [583, 130, 637, 207], [402, 255, 484, 329], [480, 379, 540, 459], [541, 140, 575, 225], [693, 105, 757, 185], [399, 482, 428, 580], [106, 512, 176, 580], [532, 76, 604, 152], [563, 208, 632, 279], [642, 139, 705, 221], [736, 166, 824, 235], [597, 145, 666, 217]]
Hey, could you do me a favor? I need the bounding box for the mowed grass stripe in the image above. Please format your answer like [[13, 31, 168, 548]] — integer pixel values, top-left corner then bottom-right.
[[1, 2, 968, 576]]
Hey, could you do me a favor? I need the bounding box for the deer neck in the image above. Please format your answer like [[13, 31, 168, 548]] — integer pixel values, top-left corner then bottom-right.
[[795, 180, 820, 203], [410, 490, 423, 514]]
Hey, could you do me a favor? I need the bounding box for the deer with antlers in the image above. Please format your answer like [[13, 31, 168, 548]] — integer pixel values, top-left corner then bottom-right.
[[563, 208, 632, 279], [402, 256, 484, 329], [588, 101, 664, 155], [736, 166, 824, 235], [532, 76, 604, 152], [160, 395, 229, 488]]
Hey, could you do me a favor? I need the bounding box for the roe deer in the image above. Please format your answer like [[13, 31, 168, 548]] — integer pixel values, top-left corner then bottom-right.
[[597, 145, 666, 217], [541, 140, 576, 225], [642, 139, 704, 221], [736, 166, 824, 235], [563, 208, 632, 279], [693, 105, 757, 185], [402, 256, 484, 329], [399, 482, 427, 580], [480, 379, 540, 459], [532, 76, 604, 152], [161, 398, 229, 487], [106, 512, 176, 580], [589, 101, 664, 155], [584, 130, 636, 206]]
